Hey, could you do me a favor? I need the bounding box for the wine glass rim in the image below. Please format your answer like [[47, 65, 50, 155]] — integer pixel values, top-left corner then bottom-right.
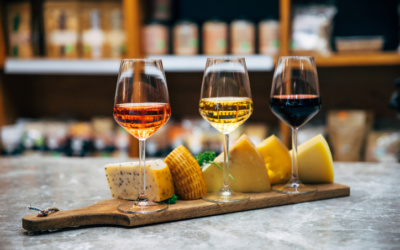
[[278, 56, 315, 60], [206, 57, 245, 61], [120, 58, 162, 63]]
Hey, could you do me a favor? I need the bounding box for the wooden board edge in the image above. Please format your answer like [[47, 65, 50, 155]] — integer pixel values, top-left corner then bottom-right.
[[22, 201, 133, 232], [127, 183, 350, 227], [22, 183, 350, 232]]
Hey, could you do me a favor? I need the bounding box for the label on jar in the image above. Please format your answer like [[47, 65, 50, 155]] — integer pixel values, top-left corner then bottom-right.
[[173, 22, 198, 55], [259, 20, 280, 55], [143, 24, 169, 55], [231, 20, 255, 55], [202, 21, 227, 55]]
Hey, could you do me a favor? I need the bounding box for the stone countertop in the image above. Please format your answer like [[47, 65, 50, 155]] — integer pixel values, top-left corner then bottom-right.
[[0, 157, 399, 249]]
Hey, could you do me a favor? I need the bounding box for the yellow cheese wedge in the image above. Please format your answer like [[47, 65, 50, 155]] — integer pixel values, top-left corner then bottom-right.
[[203, 134, 271, 193], [104, 160, 175, 202], [295, 134, 334, 183], [256, 135, 291, 185]]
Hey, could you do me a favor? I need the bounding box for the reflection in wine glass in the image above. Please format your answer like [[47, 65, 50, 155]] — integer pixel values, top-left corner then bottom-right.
[[270, 56, 320, 194], [199, 57, 253, 203], [113, 59, 171, 213]]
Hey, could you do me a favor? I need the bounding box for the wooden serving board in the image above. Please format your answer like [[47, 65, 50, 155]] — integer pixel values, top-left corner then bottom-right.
[[23, 183, 350, 232]]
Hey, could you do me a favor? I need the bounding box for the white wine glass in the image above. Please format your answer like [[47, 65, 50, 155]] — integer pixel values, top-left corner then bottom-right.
[[199, 57, 253, 203], [113, 59, 171, 213], [270, 56, 320, 194]]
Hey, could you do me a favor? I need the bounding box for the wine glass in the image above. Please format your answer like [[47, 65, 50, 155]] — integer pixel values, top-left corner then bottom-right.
[[199, 57, 253, 203], [113, 59, 171, 213], [270, 56, 320, 194]]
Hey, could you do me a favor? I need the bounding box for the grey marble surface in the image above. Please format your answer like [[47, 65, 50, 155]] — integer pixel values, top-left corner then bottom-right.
[[0, 156, 399, 250]]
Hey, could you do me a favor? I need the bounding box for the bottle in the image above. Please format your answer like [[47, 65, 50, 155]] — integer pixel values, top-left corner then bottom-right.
[[230, 18, 255, 55], [258, 18, 280, 55], [142, 20, 169, 55], [151, 0, 172, 22], [7, 2, 34, 58], [43, 0, 79, 58], [104, 8, 126, 58], [202, 19, 227, 55], [82, 8, 105, 58], [173, 19, 198, 55]]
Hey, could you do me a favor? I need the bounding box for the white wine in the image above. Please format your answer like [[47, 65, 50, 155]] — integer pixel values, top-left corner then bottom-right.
[[199, 97, 253, 133]]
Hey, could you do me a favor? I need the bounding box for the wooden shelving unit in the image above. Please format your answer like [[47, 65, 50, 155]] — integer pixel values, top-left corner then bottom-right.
[[0, 3, 6, 128], [2, 0, 399, 71], [0, 0, 399, 151], [314, 52, 400, 67]]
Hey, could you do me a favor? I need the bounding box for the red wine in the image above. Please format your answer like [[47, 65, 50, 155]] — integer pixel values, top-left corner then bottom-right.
[[270, 94, 321, 128]]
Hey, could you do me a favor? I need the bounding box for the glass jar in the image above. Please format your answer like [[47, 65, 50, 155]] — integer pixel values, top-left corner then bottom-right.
[[173, 19, 199, 55], [202, 19, 227, 55]]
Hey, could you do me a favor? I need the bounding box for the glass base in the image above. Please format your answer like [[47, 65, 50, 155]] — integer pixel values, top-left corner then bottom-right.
[[202, 189, 249, 203], [272, 182, 317, 194], [117, 201, 168, 214]]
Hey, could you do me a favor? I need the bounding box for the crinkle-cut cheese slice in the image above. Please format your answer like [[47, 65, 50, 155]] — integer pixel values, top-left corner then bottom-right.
[[104, 159, 175, 202], [295, 134, 335, 183], [164, 145, 207, 200], [203, 134, 271, 193], [256, 135, 291, 185]]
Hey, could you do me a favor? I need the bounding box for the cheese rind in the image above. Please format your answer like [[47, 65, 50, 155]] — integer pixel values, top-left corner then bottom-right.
[[203, 134, 271, 193], [104, 160, 175, 202], [256, 135, 291, 185], [164, 145, 208, 200], [295, 134, 334, 183]]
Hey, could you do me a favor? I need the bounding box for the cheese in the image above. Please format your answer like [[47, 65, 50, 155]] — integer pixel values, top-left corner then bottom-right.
[[295, 134, 334, 183], [203, 134, 271, 193], [164, 145, 208, 200], [104, 159, 175, 202], [256, 135, 291, 185]]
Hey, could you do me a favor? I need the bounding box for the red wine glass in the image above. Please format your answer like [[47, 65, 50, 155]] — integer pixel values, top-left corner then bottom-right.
[[270, 56, 320, 194], [113, 59, 171, 213]]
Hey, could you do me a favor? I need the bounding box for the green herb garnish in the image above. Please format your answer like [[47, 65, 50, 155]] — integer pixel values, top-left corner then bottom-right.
[[195, 151, 217, 166], [161, 194, 178, 204]]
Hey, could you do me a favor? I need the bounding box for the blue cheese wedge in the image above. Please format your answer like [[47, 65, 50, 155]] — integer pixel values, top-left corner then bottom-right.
[[104, 160, 175, 202]]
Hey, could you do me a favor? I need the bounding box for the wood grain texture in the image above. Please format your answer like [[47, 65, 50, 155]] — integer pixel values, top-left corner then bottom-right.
[[122, 0, 143, 59], [291, 52, 400, 67], [278, 0, 291, 146], [122, 0, 143, 158], [0, 3, 5, 69], [22, 183, 350, 232]]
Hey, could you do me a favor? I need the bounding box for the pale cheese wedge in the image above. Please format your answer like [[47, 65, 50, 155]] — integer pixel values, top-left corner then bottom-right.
[[203, 134, 271, 193], [104, 159, 175, 202], [294, 134, 334, 183], [256, 135, 291, 185]]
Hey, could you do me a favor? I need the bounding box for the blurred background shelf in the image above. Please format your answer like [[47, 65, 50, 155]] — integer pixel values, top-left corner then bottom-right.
[[148, 55, 274, 72], [4, 58, 121, 75], [0, 0, 399, 161], [4, 55, 274, 75]]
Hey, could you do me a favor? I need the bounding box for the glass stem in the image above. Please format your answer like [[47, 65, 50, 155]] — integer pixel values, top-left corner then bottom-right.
[[138, 139, 148, 201], [291, 127, 300, 184], [222, 133, 230, 190]]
